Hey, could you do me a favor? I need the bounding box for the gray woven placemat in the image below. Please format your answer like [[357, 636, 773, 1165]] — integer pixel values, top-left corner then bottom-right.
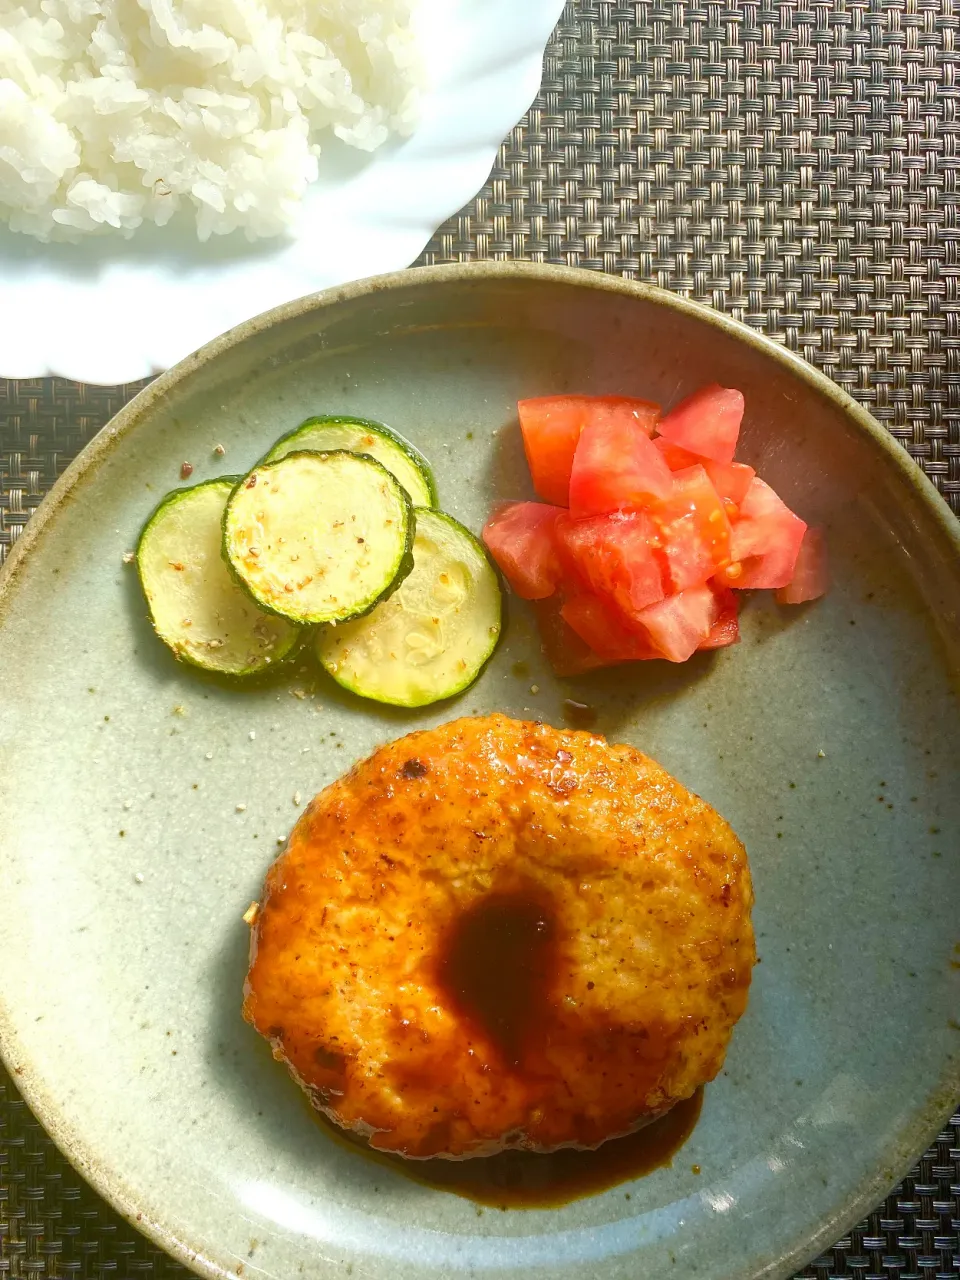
[[1, 1, 959, 1276]]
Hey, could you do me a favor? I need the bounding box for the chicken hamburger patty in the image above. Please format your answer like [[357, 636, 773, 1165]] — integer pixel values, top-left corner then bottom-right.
[[243, 714, 755, 1159]]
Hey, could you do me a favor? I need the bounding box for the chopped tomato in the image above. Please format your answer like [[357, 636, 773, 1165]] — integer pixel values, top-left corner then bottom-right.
[[560, 594, 659, 662], [657, 385, 745, 464], [534, 596, 612, 676], [652, 437, 699, 471], [698, 587, 740, 650], [587, 397, 660, 435], [653, 437, 755, 505], [518, 396, 660, 507], [711, 462, 755, 508], [568, 415, 673, 517], [482, 501, 565, 600], [651, 464, 733, 592], [727, 477, 806, 589], [776, 526, 829, 604], [518, 398, 583, 507], [554, 511, 664, 618], [633, 585, 721, 663], [504, 385, 825, 670]]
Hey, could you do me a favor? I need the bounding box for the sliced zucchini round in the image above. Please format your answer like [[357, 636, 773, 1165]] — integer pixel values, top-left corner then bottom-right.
[[316, 508, 502, 708], [223, 450, 413, 626], [136, 478, 300, 676], [261, 416, 436, 508]]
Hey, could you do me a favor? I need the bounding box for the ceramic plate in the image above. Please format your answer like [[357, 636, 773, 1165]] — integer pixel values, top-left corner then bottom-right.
[[0, 0, 565, 383], [1, 264, 958, 1280]]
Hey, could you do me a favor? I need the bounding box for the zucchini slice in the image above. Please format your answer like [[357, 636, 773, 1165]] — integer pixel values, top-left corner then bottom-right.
[[136, 478, 300, 676], [223, 450, 414, 626], [261, 416, 436, 507], [316, 508, 502, 707]]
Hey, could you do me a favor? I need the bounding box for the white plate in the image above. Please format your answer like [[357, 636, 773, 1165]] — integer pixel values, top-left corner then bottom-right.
[[0, 0, 564, 383]]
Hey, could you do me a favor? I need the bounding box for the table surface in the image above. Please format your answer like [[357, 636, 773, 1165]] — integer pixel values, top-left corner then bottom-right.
[[1, 2, 958, 1277]]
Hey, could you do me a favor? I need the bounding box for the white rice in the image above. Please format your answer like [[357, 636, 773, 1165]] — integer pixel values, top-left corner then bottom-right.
[[0, 0, 422, 241]]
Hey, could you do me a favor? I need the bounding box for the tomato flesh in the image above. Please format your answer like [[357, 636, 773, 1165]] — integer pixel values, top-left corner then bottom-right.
[[632, 585, 721, 663], [633, 585, 721, 663], [534, 596, 611, 675], [555, 511, 665, 618], [728, 477, 807, 589], [518, 396, 659, 507], [652, 464, 733, 592], [698, 587, 740, 650], [585, 397, 660, 435], [776, 526, 829, 604], [568, 415, 673, 517], [560, 594, 659, 662], [653, 437, 755, 505], [508, 387, 824, 669], [481, 501, 565, 600], [657, 384, 744, 464]]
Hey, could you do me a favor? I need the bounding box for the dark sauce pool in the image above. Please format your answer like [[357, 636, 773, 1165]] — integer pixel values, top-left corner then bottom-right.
[[315, 1089, 702, 1209], [309, 887, 703, 1208], [438, 889, 557, 1069]]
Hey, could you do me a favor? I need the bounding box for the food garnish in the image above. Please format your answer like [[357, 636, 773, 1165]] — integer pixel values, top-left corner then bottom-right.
[[484, 387, 828, 671], [136, 416, 500, 704]]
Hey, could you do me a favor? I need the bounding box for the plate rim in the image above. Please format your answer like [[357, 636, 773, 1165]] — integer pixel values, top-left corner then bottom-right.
[[1, 260, 958, 1280]]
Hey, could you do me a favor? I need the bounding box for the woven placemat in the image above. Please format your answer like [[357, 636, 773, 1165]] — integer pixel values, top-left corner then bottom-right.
[[2, 1, 959, 1276]]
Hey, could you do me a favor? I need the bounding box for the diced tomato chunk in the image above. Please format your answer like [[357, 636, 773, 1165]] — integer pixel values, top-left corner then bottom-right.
[[632, 585, 721, 663], [560, 594, 660, 662], [708, 462, 755, 508], [776, 526, 829, 604], [481, 501, 565, 601], [652, 437, 755, 506], [510, 384, 825, 669], [518, 398, 583, 507], [534, 596, 612, 676], [568, 416, 673, 517], [657, 385, 745, 464], [518, 396, 660, 507], [651, 437, 697, 471], [698, 586, 740, 650], [554, 511, 665, 619], [651, 465, 733, 592], [727, 477, 807, 589], [585, 397, 660, 436]]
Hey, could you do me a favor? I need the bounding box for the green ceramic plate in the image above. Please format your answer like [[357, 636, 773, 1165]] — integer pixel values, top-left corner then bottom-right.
[[0, 263, 958, 1280]]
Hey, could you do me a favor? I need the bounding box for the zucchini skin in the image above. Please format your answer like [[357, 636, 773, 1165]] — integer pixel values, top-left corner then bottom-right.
[[260, 415, 437, 508], [411, 510, 503, 702], [221, 449, 415, 627], [316, 507, 503, 708], [136, 476, 301, 677]]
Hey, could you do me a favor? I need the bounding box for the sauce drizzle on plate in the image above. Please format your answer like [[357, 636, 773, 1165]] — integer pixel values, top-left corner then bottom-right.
[[317, 1091, 703, 1209]]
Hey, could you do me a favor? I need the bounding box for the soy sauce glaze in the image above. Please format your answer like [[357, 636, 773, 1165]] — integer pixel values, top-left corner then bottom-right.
[[312, 885, 703, 1208], [437, 888, 556, 1068], [317, 1091, 703, 1209], [406, 1089, 703, 1208]]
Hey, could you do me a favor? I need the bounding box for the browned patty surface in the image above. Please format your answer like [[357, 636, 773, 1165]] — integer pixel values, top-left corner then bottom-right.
[[244, 714, 755, 1158]]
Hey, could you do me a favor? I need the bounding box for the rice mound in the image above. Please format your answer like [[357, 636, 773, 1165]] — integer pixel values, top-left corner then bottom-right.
[[0, 0, 422, 241]]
